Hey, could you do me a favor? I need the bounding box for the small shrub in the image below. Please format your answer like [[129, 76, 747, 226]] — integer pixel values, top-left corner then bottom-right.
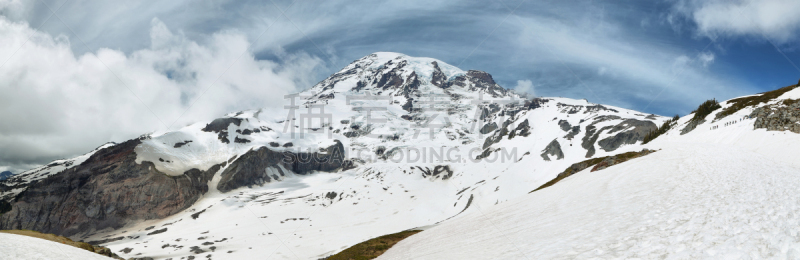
[[690, 99, 721, 123]]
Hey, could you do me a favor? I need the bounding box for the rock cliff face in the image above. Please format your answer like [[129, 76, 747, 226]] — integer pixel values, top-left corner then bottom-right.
[[217, 141, 349, 193], [0, 138, 219, 237], [581, 117, 656, 158], [0, 138, 352, 237], [540, 139, 564, 161]]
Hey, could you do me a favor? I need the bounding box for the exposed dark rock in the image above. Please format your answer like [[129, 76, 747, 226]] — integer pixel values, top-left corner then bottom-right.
[[0, 139, 221, 238], [433, 165, 454, 180], [147, 228, 167, 235], [466, 70, 507, 97], [201, 118, 243, 133], [540, 139, 564, 161], [430, 61, 447, 87], [580, 116, 652, 157], [86, 236, 124, 245], [482, 120, 513, 149], [680, 118, 705, 135], [217, 141, 349, 193], [597, 119, 657, 152], [0, 199, 11, 215], [189, 246, 205, 254], [191, 209, 206, 220], [173, 140, 193, 148], [402, 72, 422, 98], [415, 165, 454, 180], [558, 120, 572, 132], [282, 142, 293, 147], [325, 192, 337, 200], [585, 105, 618, 113], [269, 142, 280, 147], [564, 125, 581, 140], [233, 136, 250, 144], [467, 70, 496, 85], [217, 132, 230, 144], [479, 122, 498, 134], [402, 98, 414, 112], [373, 60, 406, 90], [509, 119, 531, 138]]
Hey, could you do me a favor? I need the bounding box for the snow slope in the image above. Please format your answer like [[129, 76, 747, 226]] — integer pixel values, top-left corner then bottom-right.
[[0, 233, 114, 260], [380, 87, 800, 259], [381, 141, 800, 259]]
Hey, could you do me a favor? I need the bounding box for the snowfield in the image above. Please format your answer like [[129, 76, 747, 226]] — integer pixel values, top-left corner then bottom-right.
[[381, 141, 800, 259], [0, 233, 114, 260], [380, 96, 800, 260]]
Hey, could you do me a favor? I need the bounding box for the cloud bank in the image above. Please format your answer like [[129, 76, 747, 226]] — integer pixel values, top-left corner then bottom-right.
[[671, 0, 800, 43], [0, 17, 321, 172]]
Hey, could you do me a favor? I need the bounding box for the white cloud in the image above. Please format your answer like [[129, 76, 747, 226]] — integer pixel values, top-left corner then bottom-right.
[[514, 79, 535, 96], [672, 0, 800, 43], [0, 17, 322, 171], [697, 52, 714, 67]]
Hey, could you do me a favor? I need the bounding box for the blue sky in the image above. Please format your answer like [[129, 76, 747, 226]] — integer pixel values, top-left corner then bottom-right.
[[1, 0, 800, 171]]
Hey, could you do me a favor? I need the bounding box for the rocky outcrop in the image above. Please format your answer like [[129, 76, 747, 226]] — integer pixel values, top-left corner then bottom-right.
[[217, 140, 351, 193], [750, 100, 800, 133], [0, 138, 221, 238], [430, 61, 447, 87], [466, 70, 508, 98], [201, 118, 242, 133], [416, 165, 454, 180], [680, 118, 705, 135], [597, 119, 657, 152], [508, 119, 531, 138], [479, 122, 498, 134], [581, 117, 655, 158], [558, 120, 571, 131], [540, 139, 564, 161]]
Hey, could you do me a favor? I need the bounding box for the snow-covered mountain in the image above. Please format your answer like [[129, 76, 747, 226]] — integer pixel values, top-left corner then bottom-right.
[[2, 52, 797, 259]]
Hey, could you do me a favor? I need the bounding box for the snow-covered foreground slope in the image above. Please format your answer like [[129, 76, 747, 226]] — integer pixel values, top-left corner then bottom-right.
[[380, 132, 800, 259], [0, 233, 114, 260]]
